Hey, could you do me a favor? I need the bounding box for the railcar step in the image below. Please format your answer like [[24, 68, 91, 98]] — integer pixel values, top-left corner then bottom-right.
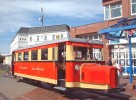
[[59, 79, 65, 81], [58, 79, 65, 87], [54, 86, 66, 91]]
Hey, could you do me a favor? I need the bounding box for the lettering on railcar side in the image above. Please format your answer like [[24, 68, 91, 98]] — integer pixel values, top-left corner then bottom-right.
[[32, 67, 44, 71], [19, 67, 27, 69]]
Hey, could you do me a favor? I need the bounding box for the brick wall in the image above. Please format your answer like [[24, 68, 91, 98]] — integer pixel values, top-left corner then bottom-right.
[[102, 0, 121, 6], [122, 0, 131, 17], [70, 0, 135, 62]]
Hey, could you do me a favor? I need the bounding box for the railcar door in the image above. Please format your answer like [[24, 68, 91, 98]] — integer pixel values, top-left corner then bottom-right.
[[58, 43, 66, 78], [57, 43, 66, 87], [11, 52, 15, 76]]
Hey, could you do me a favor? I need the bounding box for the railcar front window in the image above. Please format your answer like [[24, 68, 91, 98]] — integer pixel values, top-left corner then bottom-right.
[[31, 50, 38, 60], [74, 47, 88, 60], [24, 52, 28, 60], [13, 53, 15, 61]]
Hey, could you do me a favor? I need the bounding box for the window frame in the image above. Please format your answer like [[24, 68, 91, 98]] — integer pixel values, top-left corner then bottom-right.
[[24, 52, 29, 61], [53, 35, 55, 40], [104, 3, 122, 20], [31, 50, 38, 60], [30, 36, 32, 42], [41, 48, 48, 60], [131, 0, 136, 15], [18, 52, 22, 61], [45, 35, 47, 40], [37, 36, 39, 41]]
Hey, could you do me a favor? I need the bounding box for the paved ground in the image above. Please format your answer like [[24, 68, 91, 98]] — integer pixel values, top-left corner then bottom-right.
[[0, 74, 37, 100], [14, 76, 136, 100], [0, 73, 136, 100], [15, 87, 129, 100], [0, 75, 127, 100]]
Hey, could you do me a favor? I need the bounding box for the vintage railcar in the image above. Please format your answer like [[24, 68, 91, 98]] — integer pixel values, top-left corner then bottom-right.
[[12, 38, 118, 90]]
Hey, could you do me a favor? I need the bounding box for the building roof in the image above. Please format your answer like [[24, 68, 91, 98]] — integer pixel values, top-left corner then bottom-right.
[[17, 24, 70, 35], [11, 24, 70, 43]]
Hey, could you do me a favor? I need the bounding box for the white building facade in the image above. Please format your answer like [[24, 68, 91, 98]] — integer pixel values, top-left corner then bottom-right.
[[109, 36, 136, 76], [10, 24, 70, 53]]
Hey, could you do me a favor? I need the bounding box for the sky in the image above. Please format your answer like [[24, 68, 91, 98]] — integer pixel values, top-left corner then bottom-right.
[[0, 0, 104, 54]]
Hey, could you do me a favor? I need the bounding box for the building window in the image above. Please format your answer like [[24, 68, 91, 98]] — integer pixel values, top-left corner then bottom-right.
[[111, 44, 136, 66], [93, 34, 98, 39], [37, 36, 39, 41], [61, 34, 63, 38], [45, 35, 47, 40], [41, 49, 48, 60], [31, 50, 38, 60], [131, 0, 136, 14], [53, 35, 55, 40], [24, 52, 28, 60], [18, 53, 22, 61], [105, 5, 110, 19], [104, 3, 122, 20], [77, 33, 102, 41], [93, 49, 103, 60], [30, 36, 32, 42]]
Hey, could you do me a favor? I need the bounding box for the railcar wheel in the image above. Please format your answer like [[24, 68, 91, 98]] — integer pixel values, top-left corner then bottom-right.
[[41, 82, 55, 90], [104, 90, 109, 94], [36, 81, 41, 86], [16, 76, 23, 82]]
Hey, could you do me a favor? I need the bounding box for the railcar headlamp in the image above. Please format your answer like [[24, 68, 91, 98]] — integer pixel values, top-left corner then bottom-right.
[[75, 64, 80, 70]]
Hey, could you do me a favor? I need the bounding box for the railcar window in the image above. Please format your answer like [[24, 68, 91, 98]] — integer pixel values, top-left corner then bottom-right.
[[41, 49, 48, 60], [13, 53, 16, 61], [73, 47, 88, 60], [24, 52, 28, 60], [31, 50, 38, 60], [18, 53, 22, 61]]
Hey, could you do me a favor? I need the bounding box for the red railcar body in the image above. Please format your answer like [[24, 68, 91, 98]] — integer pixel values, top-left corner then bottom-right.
[[14, 61, 57, 80], [80, 63, 118, 88], [12, 38, 118, 90]]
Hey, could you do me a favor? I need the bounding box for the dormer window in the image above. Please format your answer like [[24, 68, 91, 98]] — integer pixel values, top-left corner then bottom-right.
[[104, 3, 122, 20]]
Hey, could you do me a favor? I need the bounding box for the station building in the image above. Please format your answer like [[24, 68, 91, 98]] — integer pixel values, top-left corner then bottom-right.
[[70, 0, 136, 75]]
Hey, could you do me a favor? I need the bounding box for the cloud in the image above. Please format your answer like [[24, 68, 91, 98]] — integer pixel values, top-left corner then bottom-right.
[[0, 0, 103, 33], [0, 0, 103, 54]]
